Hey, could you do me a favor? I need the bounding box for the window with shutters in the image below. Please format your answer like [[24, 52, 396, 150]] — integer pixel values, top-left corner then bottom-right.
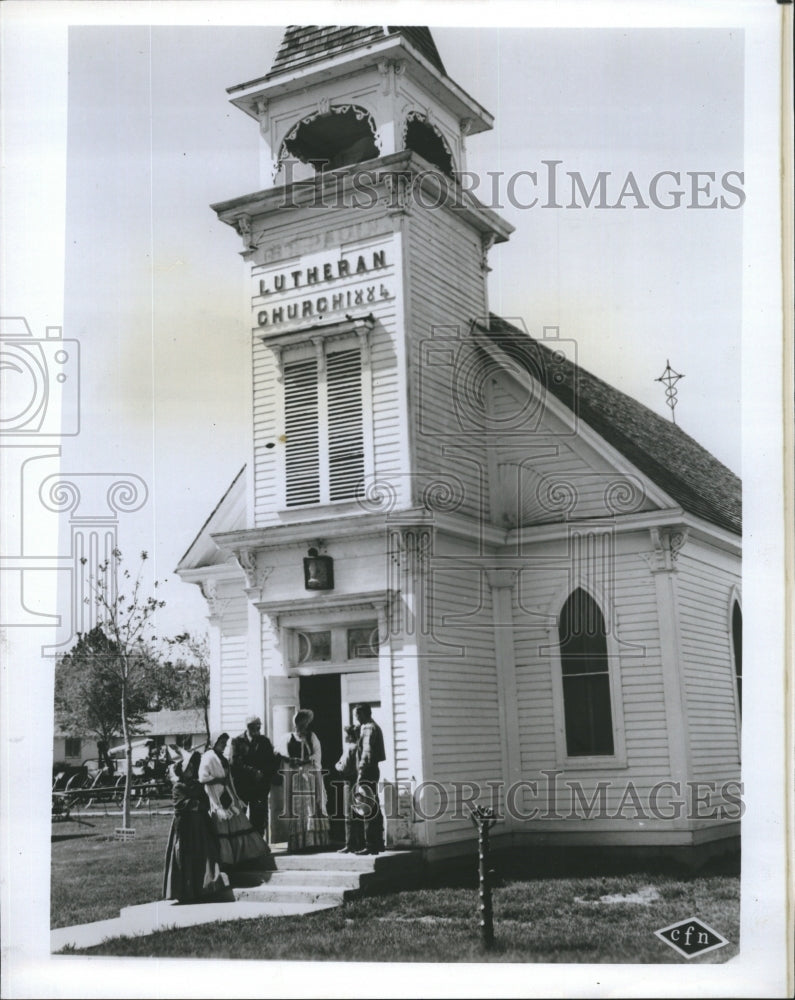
[[282, 343, 368, 508]]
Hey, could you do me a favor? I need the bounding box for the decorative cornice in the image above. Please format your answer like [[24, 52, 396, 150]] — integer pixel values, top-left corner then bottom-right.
[[254, 98, 269, 139], [226, 35, 494, 135], [255, 589, 394, 619], [257, 314, 375, 350], [233, 213, 256, 251], [198, 576, 231, 623], [211, 151, 514, 245], [232, 546, 274, 597], [480, 233, 495, 272], [642, 526, 691, 574]]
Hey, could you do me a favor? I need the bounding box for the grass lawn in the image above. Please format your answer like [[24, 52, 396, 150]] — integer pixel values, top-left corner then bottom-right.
[[51, 813, 172, 928], [53, 817, 739, 963]]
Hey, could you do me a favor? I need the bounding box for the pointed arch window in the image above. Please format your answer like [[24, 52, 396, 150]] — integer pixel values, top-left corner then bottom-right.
[[731, 600, 742, 718], [559, 588, 615, 757]]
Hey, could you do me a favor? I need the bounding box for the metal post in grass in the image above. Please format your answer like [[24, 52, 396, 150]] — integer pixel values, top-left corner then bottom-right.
[[468, 804, 498, 950]]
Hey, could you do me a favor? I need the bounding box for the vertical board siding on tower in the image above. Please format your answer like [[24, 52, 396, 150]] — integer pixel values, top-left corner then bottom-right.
[[407, 206, 491, 521]]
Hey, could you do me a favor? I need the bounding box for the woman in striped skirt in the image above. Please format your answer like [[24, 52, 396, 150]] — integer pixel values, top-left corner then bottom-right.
[[198, 733, 269, 866]]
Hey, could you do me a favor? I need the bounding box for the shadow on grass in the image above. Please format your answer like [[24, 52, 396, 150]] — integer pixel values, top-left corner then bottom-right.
[[420, 844, 740, 891], [51, 831, 98, 844]]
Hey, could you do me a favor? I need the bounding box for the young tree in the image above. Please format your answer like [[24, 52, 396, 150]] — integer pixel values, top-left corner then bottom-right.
[[85, 549, 166, 831], [165, 632, 211, 746], [54, 626, 151, 748]]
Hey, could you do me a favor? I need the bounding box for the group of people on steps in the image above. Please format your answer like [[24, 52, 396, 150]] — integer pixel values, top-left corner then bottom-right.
[[162, 705, 386, 904]]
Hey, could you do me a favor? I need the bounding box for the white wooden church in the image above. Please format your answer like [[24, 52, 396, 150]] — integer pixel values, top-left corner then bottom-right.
[[177, 26, 742, 861]]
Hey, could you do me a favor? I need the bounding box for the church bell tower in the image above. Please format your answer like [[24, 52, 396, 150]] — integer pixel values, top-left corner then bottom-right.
[[212, 24, 513, 523]]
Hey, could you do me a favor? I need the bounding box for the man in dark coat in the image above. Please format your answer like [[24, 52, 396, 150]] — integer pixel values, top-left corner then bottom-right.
[[229, 715, 280, 839], [354, 704, 386, 855]]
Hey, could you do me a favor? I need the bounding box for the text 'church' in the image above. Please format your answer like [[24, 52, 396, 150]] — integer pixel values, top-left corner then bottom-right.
[[177, 26, 742, 861]]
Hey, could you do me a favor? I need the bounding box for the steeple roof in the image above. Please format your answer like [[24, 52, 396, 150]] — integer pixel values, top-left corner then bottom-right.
[[267, 25, 446, 79]]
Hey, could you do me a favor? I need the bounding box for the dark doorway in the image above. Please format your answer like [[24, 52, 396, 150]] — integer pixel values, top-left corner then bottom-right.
[[299, 674, 344, 841]]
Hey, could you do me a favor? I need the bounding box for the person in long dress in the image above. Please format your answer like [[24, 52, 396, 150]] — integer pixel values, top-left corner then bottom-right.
[[198, 732, 269, 867], [280, 710, 331, 852], [162, 750, 229, 903]]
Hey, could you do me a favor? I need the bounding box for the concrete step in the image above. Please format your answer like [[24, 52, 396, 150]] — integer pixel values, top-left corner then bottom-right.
[[233, 882, 351, 906], [250, 869, 364, 888], [269, 850, 419, 874]]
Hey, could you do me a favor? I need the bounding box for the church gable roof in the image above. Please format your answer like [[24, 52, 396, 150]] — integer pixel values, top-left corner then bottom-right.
[[486, 315, 741, 535], [176, 465, 247, 572], [267, 25, 445, 79]]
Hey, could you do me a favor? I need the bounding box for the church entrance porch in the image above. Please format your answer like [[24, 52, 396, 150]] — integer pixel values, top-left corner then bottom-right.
[[298, 673, 344, 843], [267, 666, 382, 849]]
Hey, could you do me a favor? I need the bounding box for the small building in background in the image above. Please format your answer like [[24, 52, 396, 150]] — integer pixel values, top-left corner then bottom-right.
[[53, 707, 208, 770]]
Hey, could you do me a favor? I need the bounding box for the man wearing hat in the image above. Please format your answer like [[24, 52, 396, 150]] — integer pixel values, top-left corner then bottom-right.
[[229, 715, 281, 839]]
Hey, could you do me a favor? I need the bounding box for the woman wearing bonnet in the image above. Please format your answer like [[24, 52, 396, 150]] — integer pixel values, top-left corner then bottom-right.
[[280, 710, 331, 852], [198, 732, 269, 866], [162, 748, 229, 904]]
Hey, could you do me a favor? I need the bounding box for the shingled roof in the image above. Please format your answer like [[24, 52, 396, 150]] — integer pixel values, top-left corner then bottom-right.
[[485, 315, 741, 535], [267, 26, 445, 79]]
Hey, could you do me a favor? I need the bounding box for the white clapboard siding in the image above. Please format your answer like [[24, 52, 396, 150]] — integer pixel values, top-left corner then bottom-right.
[[510, 548, 672, 818], [252, 335, 279, 515], [676, 548, 741, 797], [218, 586, 252, 733], [406, 206, 491, 522], [422, 556, 503, 842]]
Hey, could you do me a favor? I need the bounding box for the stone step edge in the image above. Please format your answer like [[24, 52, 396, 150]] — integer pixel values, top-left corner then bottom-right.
[[237, 871, 364, 885], [265, 854, 421, 871], [232, 882, 354, 896]]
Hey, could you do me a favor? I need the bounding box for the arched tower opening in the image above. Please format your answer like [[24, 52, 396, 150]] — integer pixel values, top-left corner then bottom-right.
[[280, 105, 379, 174], [404, 113, 454, 177]]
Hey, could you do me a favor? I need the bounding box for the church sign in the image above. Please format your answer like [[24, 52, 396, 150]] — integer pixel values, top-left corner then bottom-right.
[[252, 245, 395, 333]]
